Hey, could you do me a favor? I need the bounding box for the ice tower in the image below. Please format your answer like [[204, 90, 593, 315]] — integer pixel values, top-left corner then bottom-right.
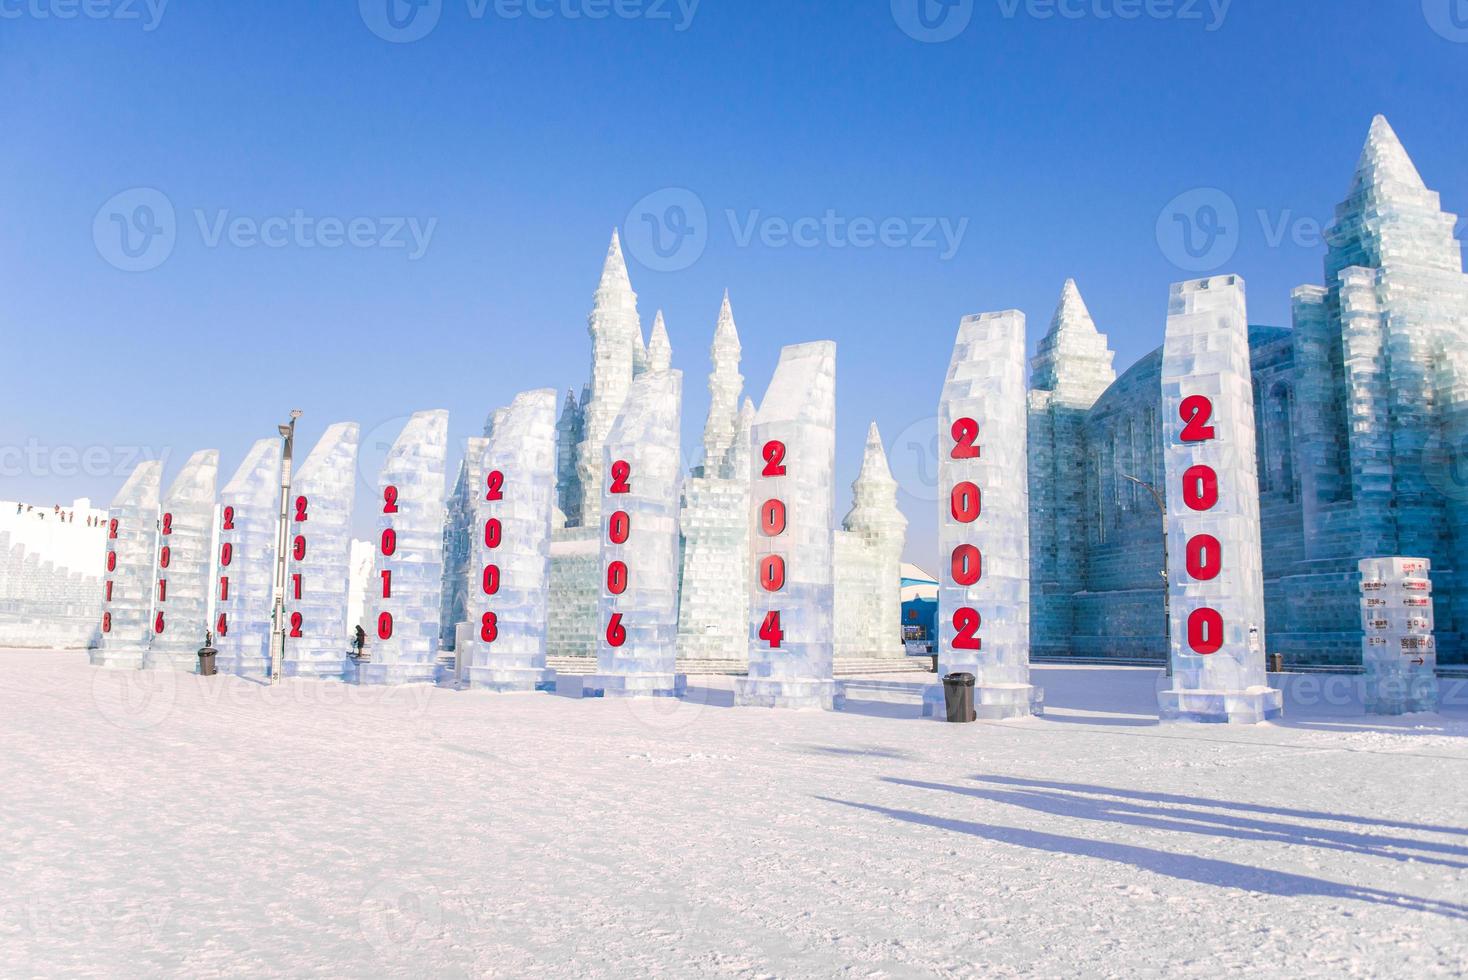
[[834, 423, 908, 658], [463, 389, 559, 693], [92, 460, 162, 668], [214, 438, 282, 677], [927, 313, 1039, 719], [144, 450, 219, 671], [356, 411, 449, 685], [283, 422, 360, 679], [736, 342, 841, 710]]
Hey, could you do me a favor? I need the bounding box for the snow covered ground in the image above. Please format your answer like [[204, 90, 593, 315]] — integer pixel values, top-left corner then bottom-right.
[[2, 649, 1466, 977]]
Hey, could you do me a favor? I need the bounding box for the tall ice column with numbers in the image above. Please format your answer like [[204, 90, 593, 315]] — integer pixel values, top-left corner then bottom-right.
[[1157, 276, 1283, 724], [735, 341, 841, 710], [584, 369, 685, 698], [214, 438, 282, 677], [92, 460, 162, 668], [143, 450, 220, 671], [465, 389, 560, 693], [356, 410, 449, 686], [283, 422, 361, 679], [925, 312, 1040, 720]]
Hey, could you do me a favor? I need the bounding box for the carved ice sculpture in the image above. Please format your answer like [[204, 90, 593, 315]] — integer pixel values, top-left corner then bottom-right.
[[93, 460, 162, 668], [1359, 557, 1438, 714], [736, 342, 841, 710], [834, 423, 907, 659], [1157, 276, 1282, 723], [926, 312, 1039, 719], [463, 389, 559, 692], [284, 422, 360, 679], [355, 411, 449, 685], [585, 369, 685, 697], [143, 450, 219, 671], [213, 438, 282, 677]]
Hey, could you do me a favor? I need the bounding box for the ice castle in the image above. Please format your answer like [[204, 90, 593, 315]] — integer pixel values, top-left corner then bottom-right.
[[1030, 116, 1468, 667]]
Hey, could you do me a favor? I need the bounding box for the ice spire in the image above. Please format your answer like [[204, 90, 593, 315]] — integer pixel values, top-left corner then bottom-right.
[[722, 397, 756, 479], [576, 231, 642, 526], [843, 423, 905, 534], [700, 290, 745, 475], [647, 311, 672, 373], [1028, 278, 1116, 408], [1351, 115, 1427, 197]]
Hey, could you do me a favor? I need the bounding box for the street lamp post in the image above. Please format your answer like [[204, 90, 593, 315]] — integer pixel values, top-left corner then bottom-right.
[[270, 411, 303, 684], [1123, 473, 1171, 678]]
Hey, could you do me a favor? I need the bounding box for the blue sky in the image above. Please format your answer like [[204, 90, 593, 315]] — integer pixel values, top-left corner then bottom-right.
[[2, 0, 1465, 567]]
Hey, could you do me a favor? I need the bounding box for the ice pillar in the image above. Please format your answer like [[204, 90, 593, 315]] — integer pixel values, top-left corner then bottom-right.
[[1360, 557, 1439, 714], [463, 390, 559, 693], [1157, 276, 1282, 723], [284, 422, 361, 679], [213, 438, 282, 677], [143, 450, 219, 671], [355, 411, 449, 685], [92, 460, 162, 668], [585, 369, 685, 698], [926, 312, 1040, 720], [735, 342, 840, 710]]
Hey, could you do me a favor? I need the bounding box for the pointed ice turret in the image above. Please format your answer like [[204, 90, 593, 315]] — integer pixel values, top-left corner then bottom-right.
[[555, 389, 585, 524], [1029, 279, 1116, 407], [834, 424, 908, 660], [576, 231, 643, 527], [844, 423, 905, 534], [722, 397, 755, 477], [647, 311, 672, 373], [700, 290, 745, 475], [1328, 115, 1462, 278], [632, 325, 650, 377]]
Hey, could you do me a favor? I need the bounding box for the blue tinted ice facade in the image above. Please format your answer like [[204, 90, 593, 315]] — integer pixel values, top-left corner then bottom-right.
[[144, 450, 219, 671], [1359, 557, 1438, 714], [214, 438, 281, 678], [927, 312, 1039, 719], [735, 342, 840, 710], [283, 422, 360, 680], [586, 369, 685, 698], [355, 410, 448, 686], [464, 389, 559, 693], [92, 460, 162, 668], [1157, 276, 1282, 724]]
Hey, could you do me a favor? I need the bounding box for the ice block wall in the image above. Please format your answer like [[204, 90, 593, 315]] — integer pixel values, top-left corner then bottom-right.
[[1360, 557, 1439, 714], [586, 369, 684, 697], [214, 438, 282, 677], [1158, 276, 1282, 723], [92, 461, 162, 668], [736, 342, 840, 710], [356, 411, 448, 685], [284, 422, 360, 679], [929, 312, 1039, 720], [144, 450, 219, 671], [464, 389, 559, 693]]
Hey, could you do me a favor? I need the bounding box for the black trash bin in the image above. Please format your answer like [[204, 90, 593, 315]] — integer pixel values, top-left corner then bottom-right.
[[942, 672, 976, 723], [197, 645, 218, 676]]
